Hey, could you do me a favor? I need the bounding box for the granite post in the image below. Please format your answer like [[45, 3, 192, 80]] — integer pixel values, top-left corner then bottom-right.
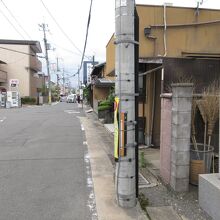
[[170, 83, 193, 192]]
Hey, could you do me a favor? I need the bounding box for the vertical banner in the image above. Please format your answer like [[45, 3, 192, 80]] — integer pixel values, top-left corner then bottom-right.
[[114, 97, 119, 159]]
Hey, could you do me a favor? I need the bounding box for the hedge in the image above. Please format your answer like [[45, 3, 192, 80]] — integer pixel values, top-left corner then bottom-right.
[[98, 105, 111, 111], [21, 96, 36, 105]]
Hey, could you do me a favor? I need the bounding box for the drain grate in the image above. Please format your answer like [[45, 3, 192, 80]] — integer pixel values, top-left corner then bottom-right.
[[139, 173, 157, 188]]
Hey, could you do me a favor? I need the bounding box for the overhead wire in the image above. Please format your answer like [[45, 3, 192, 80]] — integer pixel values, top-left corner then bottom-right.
[[50, 41, 91, 60], [39, 0, 83, 56], [0, 7, 25, 39], [67, 0, 93, 79], [0, 0, 32, 40], [78, 0, 93, 73], [0, 46, 45, 58]]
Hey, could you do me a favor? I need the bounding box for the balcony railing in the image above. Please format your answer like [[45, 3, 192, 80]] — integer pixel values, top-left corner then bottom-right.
[[30, 56, 42, 72]]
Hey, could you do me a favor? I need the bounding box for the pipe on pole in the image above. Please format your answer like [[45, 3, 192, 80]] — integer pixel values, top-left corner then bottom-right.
[[115, 0, 137, 208]]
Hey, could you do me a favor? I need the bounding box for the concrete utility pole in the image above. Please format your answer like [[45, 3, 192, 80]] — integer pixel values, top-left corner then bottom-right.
[[39, 23, 51, 104], [62, 68, 65, 95], [115, 0, 137, 207], [77, 68, 80, 89]]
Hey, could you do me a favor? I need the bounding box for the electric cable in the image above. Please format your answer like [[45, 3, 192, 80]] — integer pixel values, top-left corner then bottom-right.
[[51, 43, 82, 57], [0, 7, 25, 39], [39, 0, 83, 55], [51, 42, 91, 60], [67, 0, 93, 80], [63, 0, 94, 80], [0, 46, 45, 58], [0, 0, 32, 40], [78, 0, 93, 73], [48, 30, 91, 59]]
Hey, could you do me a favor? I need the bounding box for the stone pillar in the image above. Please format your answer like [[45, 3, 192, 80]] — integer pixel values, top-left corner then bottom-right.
[[160, 93, 172, 184], [170, 83, 193, 192]]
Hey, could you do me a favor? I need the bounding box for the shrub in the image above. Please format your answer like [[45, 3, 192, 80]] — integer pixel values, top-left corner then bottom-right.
[[99, 100, 111, 106], [21, 96, 36, 105], [98, 105, 111, 111], [98, 86, 115, 112]]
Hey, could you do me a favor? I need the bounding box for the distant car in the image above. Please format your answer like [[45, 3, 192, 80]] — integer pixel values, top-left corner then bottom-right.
[[67, 94, 76, 103], [60, 95, 67, 102]]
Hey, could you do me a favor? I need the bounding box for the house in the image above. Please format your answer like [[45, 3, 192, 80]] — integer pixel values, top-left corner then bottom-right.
[[90, 61, 115, 114], [105, 4, 220, 147], [0, 60, 7, 93], [0, 39, 43, 100]]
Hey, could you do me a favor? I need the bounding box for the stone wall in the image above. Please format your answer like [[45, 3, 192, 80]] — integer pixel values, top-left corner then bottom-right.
[[160, 93, 172, 184]]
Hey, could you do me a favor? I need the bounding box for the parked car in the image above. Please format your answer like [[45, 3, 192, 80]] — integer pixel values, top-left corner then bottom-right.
[[67, 94, 76, 103]]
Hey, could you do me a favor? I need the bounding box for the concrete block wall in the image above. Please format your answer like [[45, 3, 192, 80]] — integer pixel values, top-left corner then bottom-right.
[[170, 83, 193, 192], [160, 93, 172, 184], [199, 174, 220, 220]]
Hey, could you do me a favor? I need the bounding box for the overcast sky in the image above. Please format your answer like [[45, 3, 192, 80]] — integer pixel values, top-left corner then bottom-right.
[[1, 0, 220, 86]]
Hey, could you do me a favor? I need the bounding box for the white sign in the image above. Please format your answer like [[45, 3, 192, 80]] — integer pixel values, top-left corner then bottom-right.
[[9, 79, 19, 88]]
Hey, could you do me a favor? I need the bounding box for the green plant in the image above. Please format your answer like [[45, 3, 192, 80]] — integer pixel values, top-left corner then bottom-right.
[[98, 86, 115, 112], [51, 85, 60, 102], [98, 105, 111, 111], [99, 100, 112, 106], [139, 151, 147, 168], [40, 85, 48, 96], [107, 86, 115, 103], [21, 96, 36, 105], [83, 86, 90, 101], [138, 193, 149, 213]]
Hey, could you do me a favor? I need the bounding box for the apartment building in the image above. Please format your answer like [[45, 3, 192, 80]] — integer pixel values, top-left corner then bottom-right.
[[0, 39, 43, 99]]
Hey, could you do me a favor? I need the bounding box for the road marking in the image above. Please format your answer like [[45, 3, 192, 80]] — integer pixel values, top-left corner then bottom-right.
[[0, 117, 6, 123], [81, 124, 85, 131], [84, 151, 98, 219], [64, 110, 80, 114]]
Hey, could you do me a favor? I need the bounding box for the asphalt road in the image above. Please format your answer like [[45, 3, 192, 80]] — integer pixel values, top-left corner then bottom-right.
[[0, 103, 97, 220]]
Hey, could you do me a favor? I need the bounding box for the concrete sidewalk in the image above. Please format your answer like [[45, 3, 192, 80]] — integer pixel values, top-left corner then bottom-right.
[[104, 123, 114, 137], [80, 106, 199, 220], [79, 112, 147, 220]]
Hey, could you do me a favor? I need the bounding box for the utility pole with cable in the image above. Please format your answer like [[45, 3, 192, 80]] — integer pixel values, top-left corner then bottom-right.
[[39, 23, 51, 104], [62, 68, 65, 95], [115, 0, 137, 208]]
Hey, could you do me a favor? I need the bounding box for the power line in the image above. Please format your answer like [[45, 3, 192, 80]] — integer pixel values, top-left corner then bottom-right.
[[50, 42, 81, 57], [39, 0, 83, 55], [0, 0, 32, 40], [67, 0, 94, 79], [0, 46, 45, 58], [0, 7, 25, 39], [78, 0, 93, 73], [48, 30, 91, 60]]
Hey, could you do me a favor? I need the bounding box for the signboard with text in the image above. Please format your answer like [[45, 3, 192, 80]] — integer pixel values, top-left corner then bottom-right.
[[9, 79, 19, 88]]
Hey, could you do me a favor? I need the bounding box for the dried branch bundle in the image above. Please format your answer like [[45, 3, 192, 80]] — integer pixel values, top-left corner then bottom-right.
[[203, 82, 219, 137]]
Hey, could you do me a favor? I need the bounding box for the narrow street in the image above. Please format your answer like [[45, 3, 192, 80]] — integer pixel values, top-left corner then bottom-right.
[[0, 103, 96, 220]]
